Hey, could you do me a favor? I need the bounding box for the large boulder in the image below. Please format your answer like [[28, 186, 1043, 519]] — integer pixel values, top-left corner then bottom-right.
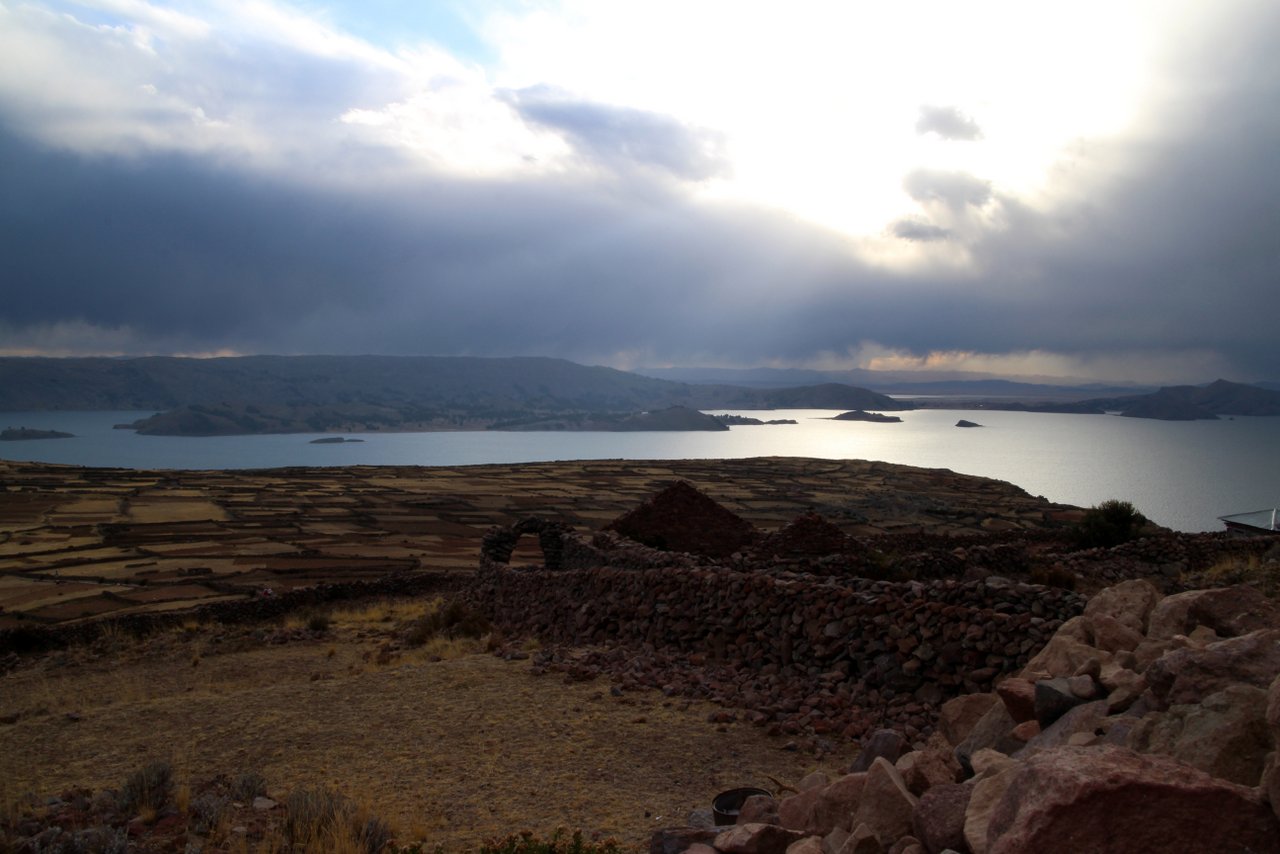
[[849, 758, 918, 847], [1144, 629, 1280, 706], [911, 782, 972, 854], [715, 823, 809, 854], [850, 730, 907, 774], [1147, 585, 1280, 641], [954, 702, 1018, 776], [936, 694, 999, 747], [1082, 579, 1161, 636], [1127, 684, 1270, 785], [983, 746, 1280, 854], [780, 774, 867, 837]]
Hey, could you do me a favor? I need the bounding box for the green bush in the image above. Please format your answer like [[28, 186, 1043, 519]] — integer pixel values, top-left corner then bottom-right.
[[1075, 499, 1147, 549]]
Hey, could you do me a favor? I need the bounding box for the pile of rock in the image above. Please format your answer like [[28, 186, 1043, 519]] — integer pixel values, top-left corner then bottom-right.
[[605, 480, 758, 558], [653, 580, 1280, 853]]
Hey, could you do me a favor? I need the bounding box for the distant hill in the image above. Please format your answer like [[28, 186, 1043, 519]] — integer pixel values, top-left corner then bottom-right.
[[0, 355, 908, 435], [912, 379, 1280, 421], [1103, 379, 1280, 420]]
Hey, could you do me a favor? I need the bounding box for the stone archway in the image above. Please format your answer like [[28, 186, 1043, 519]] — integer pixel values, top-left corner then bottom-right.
[[479, 517, 573, 570]]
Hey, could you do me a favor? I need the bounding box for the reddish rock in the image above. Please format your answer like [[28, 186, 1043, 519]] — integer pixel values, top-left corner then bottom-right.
[[894, 749, 961, 796], [1088, 613, 1144, 654], [605, 480, 756, 558], [716, 823, 810, 854], [1144, 629, 1280, 706], [785, 835, 825, 854], [955, 702, 1018, 775], [911, 782, 972, 854], [994, 678, 1035, 723], [984, 746, 1280, 854], [1128, 684, 1270, 786], [1082, 579, 1161, 636], [739, 794, 781, 826], [850, 758, 918, 846], [1020, 630, 1108, 681], [814, 774, 868, 834], [850, 729, 906, 773], [1009, 719, 1040, 742], [1147, 584, 1280, 641], [778, 788, 825, 835], [840, 824, 882, 854], [650, 827, 721, 854], [1022, 700, 1109, 753], [962, 763, 1018, 854], [822, 827, 850, 854], [936, 693, 999, 748], [800, 772, 832, 792]]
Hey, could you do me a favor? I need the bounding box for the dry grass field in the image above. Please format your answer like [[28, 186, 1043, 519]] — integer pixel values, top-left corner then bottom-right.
[[0, 598, 858, 850]]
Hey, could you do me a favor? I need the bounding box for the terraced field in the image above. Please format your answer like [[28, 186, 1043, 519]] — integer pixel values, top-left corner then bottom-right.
[[0, 457, 1078, 628]]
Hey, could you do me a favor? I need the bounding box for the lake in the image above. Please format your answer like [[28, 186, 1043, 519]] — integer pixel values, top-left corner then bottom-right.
[[2, 409, 1278, 533]]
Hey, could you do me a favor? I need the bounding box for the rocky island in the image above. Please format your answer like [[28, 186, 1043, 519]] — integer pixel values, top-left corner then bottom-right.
[[0, 427, 74, 440], [831, 410, 903, 423]]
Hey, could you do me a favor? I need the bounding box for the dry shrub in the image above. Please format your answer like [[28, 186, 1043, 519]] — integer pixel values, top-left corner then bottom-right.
[[118, 760, 173, 815], [401, 600, 491, 649], [285, 786, 392, 854], [230, 769, 268, 801]]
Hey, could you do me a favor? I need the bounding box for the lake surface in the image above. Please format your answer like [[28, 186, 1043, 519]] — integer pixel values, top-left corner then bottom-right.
[[2, 409, 1278, 534]]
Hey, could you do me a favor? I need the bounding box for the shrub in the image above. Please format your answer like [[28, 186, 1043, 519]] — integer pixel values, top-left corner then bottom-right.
[[402, 600, 491, 648], [307, 611, 333, 633], [189, 791, 229, 835], [230, 769, 268, 801], [285, 786, 391, 853], [118, 760, 173, 815], [1075, 499, 1147, 549]]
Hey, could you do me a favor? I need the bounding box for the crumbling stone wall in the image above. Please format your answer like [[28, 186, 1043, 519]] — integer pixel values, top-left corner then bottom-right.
[[469, 562, 1085, 704]]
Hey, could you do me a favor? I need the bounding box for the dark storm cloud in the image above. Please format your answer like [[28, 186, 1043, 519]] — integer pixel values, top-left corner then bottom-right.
[[2, 4, 1279, 381], [915, 105, 982, 140], [500, 86, 729, 180], [902, 169, 992, 210], [889, 218, 952, 242]]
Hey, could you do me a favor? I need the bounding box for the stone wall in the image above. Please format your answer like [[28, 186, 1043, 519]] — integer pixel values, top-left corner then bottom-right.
[[470, 563, 1085, 706]]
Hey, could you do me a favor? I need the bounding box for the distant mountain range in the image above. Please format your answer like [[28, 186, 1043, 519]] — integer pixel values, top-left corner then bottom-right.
[[0, 356, 907, 435], [1, 356, 1275, 435], [637, 365, 1155, 399]]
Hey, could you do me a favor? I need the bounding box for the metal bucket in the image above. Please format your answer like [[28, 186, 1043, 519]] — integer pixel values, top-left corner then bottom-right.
[[711, 787, 771, 826]]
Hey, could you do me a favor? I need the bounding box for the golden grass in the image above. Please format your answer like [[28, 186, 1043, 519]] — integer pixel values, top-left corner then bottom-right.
[[1198, 553, 1280, 595], [0, 610, 854, 851]]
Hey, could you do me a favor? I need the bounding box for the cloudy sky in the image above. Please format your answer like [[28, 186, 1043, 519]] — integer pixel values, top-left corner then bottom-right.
[[2, 0, 1278, 383]]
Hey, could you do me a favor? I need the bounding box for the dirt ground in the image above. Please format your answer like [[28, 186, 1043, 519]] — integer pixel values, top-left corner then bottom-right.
[[0, 599, 859, 851]]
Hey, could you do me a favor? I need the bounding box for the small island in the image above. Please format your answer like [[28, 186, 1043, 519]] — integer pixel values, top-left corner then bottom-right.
[[1, 427, 74, 441], [955, 419, 983, 428], [830, 410, 902, 423], [714, 415, 798, 426], [309, 437, 365, 444]]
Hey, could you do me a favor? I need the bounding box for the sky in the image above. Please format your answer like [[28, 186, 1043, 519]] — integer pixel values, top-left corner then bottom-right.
[[1, 0, 1278, 384]]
